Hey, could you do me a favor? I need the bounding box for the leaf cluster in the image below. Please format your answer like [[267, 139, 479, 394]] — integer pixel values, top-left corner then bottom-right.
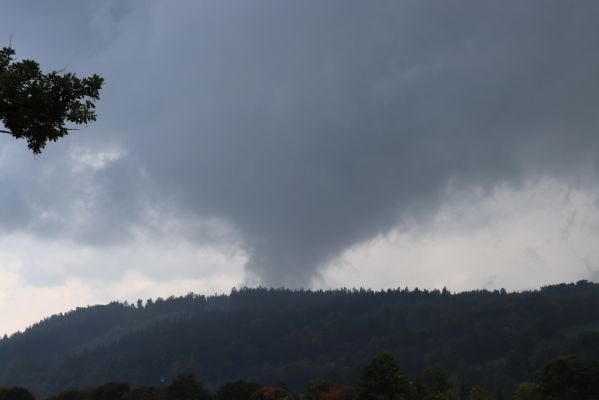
[[0, 47, 103, 154]]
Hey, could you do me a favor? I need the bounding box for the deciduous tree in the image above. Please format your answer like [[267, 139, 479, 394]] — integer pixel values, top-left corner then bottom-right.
[[358, 353, 412, 400], [0, 47, 103, 154]]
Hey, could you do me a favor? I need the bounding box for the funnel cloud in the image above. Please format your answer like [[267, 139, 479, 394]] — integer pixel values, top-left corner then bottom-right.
[[1, 1, 599, 291]]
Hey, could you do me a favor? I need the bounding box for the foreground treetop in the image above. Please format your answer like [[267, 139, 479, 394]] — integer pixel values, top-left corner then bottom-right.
[[0, 47, 103, 154]]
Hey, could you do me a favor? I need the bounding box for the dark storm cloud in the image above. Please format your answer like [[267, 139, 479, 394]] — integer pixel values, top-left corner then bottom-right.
[[2, 1, 599, 286]]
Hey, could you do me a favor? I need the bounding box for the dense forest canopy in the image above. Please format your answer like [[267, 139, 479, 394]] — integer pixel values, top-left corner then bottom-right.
[[1, 282, 599, 396], [1, 351, 598, 400]]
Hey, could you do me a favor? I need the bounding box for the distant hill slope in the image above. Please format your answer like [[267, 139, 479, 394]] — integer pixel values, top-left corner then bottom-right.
[[2, 282, 599, 396]]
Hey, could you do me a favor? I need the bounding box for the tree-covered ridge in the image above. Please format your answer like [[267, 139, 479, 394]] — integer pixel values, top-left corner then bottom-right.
[[1, 352, 598, 400], [2, 282, 599, 396]]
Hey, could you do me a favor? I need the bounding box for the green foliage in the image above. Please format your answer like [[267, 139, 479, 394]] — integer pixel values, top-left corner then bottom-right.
[[464, 385, 494, 400], [92, 382, 130, 400], [3, 353, 599, 400], [167, 374, 210, 400], [511, 382, 542, 400], [422, 366, 454, 395], [0, 47, 103, 154], [125, 387, 163, 400], [1, 284, 599, 395], [216, 380, 261, 400], [419, 391, 457, 400], [358, 352, 412, 400], [305, 381, 356, 400], [248, 386, 288, 400], [0, 388, 34, 400], [47, 389, 88, 400], [413, 366, 458, 400], [536, 355, 599, 400], [305, 380, 334, 400]]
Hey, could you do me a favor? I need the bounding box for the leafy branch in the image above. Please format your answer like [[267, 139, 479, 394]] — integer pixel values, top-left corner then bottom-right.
[[0, 47, 103, 154]]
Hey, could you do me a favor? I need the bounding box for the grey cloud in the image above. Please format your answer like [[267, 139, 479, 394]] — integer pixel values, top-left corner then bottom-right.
[[2, 1, 599, 287], [523, 247, 543, 264], [585, 258, 599, 282], [0, 141, 149, 245]]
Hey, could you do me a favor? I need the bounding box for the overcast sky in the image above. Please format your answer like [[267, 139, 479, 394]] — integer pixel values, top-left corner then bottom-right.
[[1, 0, 599, 335]]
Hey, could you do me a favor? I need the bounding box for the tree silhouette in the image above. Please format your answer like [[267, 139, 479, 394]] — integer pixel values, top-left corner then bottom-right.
[[167, 374, 210, 400], [0, 47, 103, 154], [0, 387, 35, 400], [358, 353, 412, 400], [512, 383, 542, 400], [306, 380, 335, 400], [464, 385, 493, 400], [216, 380, 261, 400], [536, 355, 599, 400]]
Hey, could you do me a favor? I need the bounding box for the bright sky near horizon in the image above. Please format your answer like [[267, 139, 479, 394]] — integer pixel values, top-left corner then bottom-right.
[[1, 1, 599, 335]]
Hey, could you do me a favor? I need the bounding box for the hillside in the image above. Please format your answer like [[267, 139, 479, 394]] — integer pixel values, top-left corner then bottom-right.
[[2, 282, 599, 396]]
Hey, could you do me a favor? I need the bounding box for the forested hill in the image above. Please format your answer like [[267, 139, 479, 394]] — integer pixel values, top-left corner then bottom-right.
[[2, 282, 599, 396]]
